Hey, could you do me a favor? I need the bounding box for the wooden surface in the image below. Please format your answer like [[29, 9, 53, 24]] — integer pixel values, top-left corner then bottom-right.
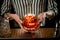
[[10, 28, 56, 38]]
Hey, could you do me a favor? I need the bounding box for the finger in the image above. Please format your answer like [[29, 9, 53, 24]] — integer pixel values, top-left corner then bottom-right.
[[37, 13, 44, 20], [19, 24, 28, 32], [19, 19, 23, 23], [37, 13, 45, 26], [19, 21, 28, 32]]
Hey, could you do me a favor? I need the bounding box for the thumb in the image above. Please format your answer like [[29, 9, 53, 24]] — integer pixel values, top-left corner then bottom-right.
[[37, 13, 44, 20], [19, 19, 23, 24]]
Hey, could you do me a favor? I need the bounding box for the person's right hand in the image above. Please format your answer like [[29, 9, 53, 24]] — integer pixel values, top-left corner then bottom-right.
[[6, 13, 22, 23], [6, 13, 28, 32]]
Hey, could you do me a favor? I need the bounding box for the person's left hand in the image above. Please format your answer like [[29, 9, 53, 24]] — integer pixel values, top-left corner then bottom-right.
[[37, 13, 44, 25]]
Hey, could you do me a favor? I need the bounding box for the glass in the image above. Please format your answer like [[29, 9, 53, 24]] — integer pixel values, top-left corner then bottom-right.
[[22, 14, 40, 32], [0, 16, 11, 38]]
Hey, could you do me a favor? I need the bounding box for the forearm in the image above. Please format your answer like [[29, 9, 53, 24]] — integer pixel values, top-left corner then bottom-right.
[[46, 0, 58, 20], [1, 0, 11, 16], [4, 13, 13, 20], [4, 13, 23, 28]]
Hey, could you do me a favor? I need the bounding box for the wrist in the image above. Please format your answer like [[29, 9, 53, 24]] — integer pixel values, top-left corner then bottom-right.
[[46, 10, 54, 20], [4, 13, 10, 19], [46, 10, 54, 16]]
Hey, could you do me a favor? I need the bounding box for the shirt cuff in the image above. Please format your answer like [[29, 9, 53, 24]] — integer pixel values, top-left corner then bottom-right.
[[4, 13, 10, 19], [46, 10, 55, 16]]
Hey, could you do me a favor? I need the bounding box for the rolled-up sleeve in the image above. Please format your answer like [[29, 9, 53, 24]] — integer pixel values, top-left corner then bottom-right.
[[1, 0, 11, 16], [47, 0, 58, 16]]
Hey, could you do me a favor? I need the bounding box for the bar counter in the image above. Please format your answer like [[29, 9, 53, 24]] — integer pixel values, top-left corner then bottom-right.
[[9, 28, 56, 38]]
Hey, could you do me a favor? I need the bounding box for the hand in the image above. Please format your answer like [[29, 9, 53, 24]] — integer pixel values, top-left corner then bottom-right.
[[6, 13, 28, 32], [6, 13, 22, 23], [37, 13, 44, 25]]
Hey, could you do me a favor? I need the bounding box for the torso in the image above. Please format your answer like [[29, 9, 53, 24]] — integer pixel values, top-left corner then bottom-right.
[[11, 0, 47, 19]]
